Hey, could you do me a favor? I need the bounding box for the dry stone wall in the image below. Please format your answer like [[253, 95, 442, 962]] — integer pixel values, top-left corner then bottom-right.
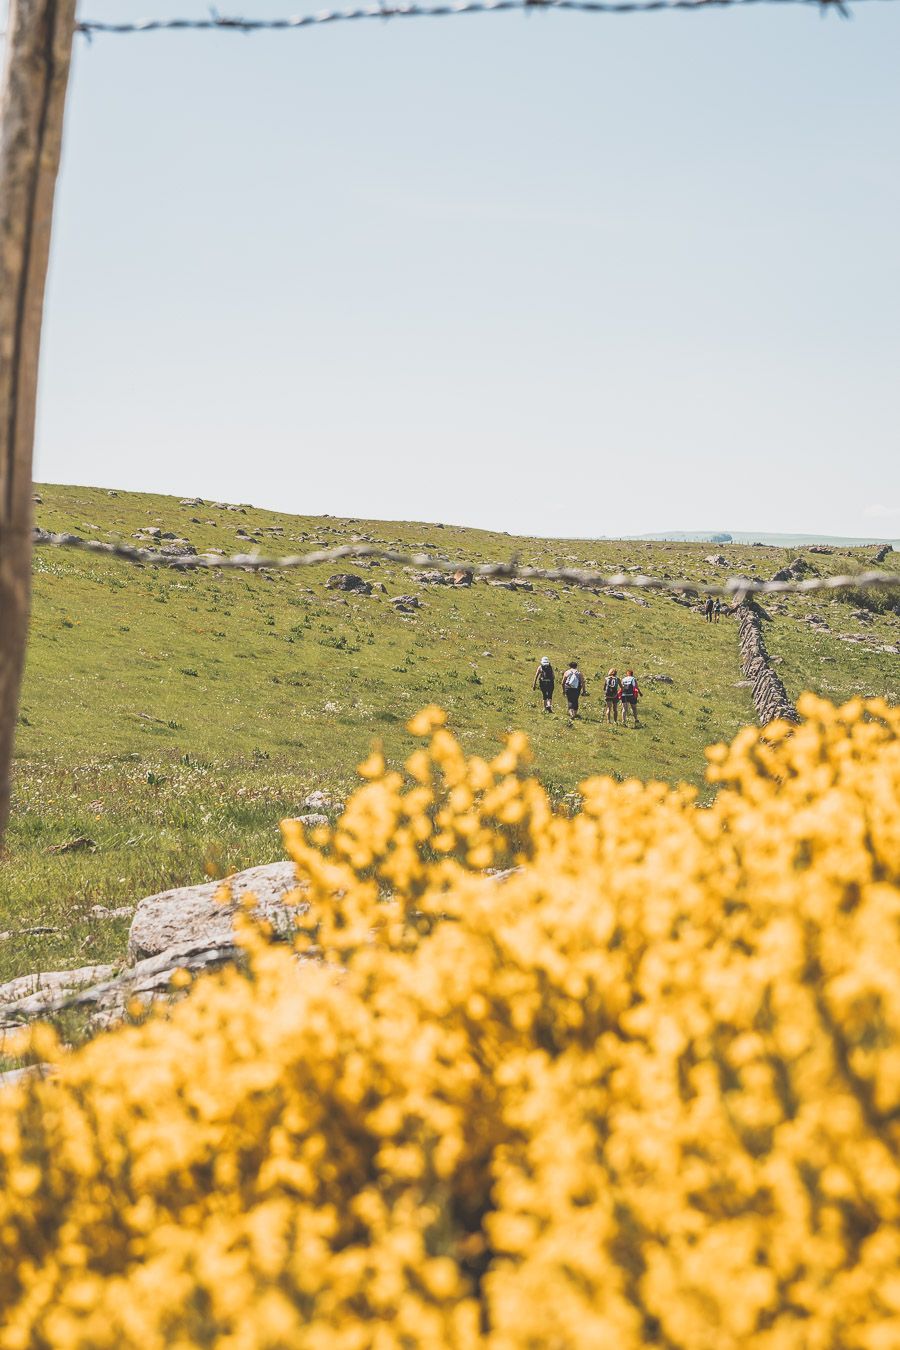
[[736, 599, 800, 726]]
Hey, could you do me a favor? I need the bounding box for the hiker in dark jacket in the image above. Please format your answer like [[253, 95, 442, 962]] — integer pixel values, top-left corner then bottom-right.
[[603, 669, 620, 725], [704, 597, 714, 623], [619, 669, 641, 726], [532, 657, 555, 712], [562, 660, 586, 720]]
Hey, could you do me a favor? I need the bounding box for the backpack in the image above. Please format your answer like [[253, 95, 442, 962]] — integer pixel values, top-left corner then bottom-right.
[[604, 677, 618, 698], [563, 669, 580, 692], [621, 675, 637, 698]]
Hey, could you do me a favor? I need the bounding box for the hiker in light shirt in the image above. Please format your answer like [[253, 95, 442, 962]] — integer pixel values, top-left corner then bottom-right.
[[561, 660, 586, 721], [619, 669, 641, 727]]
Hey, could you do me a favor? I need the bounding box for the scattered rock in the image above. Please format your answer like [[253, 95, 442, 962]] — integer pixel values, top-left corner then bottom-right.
[[326, 573, 372, 595], [303, 790, 343, 814], [453, 569, 473, 586], [89, 905, 135, 920], [872, 544, 893, 564], [705, 554, 728, 566], [483, 867, 523, 883], [45, 837, 96, 856], [289, 813, 329, 830], [643, 674, 674, 684], [136, 527, 162, 540], [128, 861, 306, 964], [410, 570, 454, 586], [0, 926, 60, 942], [179, 497, 204, 507]]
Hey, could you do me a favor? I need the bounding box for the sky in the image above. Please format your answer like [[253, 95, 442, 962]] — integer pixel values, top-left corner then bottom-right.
[[9, 0, 900, 537]]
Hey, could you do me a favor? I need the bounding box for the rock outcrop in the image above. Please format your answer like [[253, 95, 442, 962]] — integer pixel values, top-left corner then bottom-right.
[[772, 556, 817, 584], [128, 860, 306, 963], [0, 862, 310, 1038]]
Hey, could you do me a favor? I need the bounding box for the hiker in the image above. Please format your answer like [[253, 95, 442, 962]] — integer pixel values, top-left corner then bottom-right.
[[704, 597, 714, 623], [532, 656, 555, 713], [562, 660, 586, 720], [620, 669, 641, 726], [603, 668, 620, 724], [713, 598, 721, 624]]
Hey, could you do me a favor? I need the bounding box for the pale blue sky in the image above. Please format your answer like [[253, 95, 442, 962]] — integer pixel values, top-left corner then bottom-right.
[[15, 0, 900, 536]]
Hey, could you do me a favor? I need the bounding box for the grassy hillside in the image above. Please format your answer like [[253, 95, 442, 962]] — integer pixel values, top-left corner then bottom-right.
[[2, 483, 897, 984]]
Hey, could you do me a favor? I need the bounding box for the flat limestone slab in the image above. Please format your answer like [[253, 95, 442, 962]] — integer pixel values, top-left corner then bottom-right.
[[0, 964, 115, 1012], [127, 861, 307, 964]]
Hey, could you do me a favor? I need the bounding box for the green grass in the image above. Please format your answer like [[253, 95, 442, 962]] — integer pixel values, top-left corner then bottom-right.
[[2, 484, 897, 985]]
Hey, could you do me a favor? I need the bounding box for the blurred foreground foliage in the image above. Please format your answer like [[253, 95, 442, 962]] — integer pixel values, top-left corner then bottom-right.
[[1, 695, 900, 1349]]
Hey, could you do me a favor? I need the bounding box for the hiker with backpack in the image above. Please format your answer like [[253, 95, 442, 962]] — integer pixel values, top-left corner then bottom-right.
[[713, 598, 721, 624], [704, 597, 714, 623], [532, 657, 555, 713], [603, 669, 620, 724], [562, 660, 586, 720], [619, 669, 641, 726]]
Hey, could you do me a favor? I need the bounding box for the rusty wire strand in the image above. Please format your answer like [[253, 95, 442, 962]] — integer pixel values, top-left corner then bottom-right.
[[71, 0, 873, 36], [32, 528, 899, 599]]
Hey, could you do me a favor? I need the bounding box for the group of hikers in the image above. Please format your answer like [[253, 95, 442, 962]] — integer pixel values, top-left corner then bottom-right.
[[704, 597, 722, 623], [532, 659, 642, 726]]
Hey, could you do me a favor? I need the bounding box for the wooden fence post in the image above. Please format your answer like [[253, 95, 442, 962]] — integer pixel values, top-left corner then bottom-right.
[[0, 0, 77, 847]]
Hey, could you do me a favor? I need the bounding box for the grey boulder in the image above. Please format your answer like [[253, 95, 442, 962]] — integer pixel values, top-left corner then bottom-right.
[[128, 860, 306, 963]]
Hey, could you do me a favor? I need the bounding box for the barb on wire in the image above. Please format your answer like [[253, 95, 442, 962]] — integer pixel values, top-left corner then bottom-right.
[[32, 528, 900, 600], [72, 0, 868, 35]]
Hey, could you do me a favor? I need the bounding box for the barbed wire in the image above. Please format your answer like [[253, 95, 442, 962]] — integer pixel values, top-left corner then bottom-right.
[[71, 0, 874, 37], [32, 528, 900, 599]]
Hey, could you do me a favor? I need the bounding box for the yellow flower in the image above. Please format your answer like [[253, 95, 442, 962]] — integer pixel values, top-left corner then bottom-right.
[[0, 696, 897, 1349]]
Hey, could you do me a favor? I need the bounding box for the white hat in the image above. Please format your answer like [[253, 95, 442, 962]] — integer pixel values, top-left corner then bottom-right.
[[541, 656, 550, 665]]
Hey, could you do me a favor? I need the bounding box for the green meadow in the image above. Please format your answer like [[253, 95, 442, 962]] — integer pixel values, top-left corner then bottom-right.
[[2, 483, 897, 984]]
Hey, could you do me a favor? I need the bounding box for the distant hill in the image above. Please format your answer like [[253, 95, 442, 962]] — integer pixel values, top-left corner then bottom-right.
[[636, 531, 898, 549]]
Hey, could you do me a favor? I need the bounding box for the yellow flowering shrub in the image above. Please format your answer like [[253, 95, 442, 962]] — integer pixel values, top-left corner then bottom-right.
[[1, 694, 899, 1349]]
